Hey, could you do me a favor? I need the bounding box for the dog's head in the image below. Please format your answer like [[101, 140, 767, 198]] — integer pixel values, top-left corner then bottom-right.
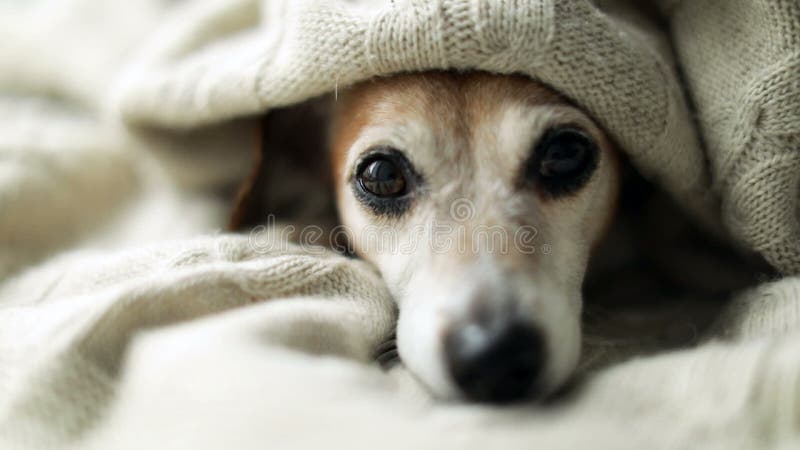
[[330, 72, 619, 403]]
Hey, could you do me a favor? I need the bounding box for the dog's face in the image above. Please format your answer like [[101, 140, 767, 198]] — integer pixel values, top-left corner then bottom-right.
[[330, 72, 619, 403]]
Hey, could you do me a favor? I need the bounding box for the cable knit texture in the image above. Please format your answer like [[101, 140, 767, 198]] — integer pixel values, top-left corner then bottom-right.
[[1, 0, 799, 449], [116, 0, 716, 225], [664, 0, 800, 274]]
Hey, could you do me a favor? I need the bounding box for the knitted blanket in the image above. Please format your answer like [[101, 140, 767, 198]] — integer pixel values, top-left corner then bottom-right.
[[1, 0, 798, 449]]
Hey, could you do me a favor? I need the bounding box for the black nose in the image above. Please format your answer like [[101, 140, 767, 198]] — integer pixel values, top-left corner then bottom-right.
[[445, 320, 546, 403]]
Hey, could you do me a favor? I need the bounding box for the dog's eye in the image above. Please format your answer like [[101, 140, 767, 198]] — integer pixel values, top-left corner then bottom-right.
[[358, 157, 406, 197], [526, 127, 598, 197], [353, 147, 418, 216]]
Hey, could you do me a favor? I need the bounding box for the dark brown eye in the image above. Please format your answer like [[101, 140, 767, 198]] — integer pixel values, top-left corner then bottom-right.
[[359, 157, 406, 197], [526, 127, 598, 197], [352, 147, 419, 217]]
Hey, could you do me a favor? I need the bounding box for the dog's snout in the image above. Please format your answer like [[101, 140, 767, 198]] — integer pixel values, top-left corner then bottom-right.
[[445, 319, 545, 403]]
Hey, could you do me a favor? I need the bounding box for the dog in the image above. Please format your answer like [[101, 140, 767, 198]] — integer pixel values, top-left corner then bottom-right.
[[234, 71, 620, 403]]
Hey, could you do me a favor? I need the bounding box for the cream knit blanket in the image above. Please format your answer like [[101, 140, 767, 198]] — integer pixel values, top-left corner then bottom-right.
[[1, 0, 799, 449]]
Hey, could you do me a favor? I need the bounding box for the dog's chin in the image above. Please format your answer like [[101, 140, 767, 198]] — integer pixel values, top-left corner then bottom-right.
[[395, 297, 582, 403]]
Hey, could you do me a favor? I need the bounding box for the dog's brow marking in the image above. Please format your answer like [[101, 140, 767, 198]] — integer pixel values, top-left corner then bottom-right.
[[331, 72, 580, 209]]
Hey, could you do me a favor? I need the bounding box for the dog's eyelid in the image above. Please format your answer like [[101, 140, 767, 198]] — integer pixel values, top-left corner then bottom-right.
[[537, 123, 591, 142], [518, 124, 600, 198]]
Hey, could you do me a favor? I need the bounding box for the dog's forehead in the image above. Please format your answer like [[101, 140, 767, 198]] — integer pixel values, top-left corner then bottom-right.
[[333, 72, 567, 141], [331, 72, 569, 184]]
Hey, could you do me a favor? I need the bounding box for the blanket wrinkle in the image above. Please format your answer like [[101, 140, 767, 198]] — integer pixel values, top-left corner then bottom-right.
[[1, 0, 799, 449], [1, 236, 396, 448]]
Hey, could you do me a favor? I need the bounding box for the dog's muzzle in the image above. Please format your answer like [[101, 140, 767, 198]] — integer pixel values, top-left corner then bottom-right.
[[445, 318, 546, 403]]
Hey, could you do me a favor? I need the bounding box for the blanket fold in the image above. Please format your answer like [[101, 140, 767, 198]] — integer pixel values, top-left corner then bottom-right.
[[663, 0, 800, 274], [1, 237, 395, 448]]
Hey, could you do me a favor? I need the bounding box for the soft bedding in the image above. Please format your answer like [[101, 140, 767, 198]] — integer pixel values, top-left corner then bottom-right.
[[1, 1, 799, 449]]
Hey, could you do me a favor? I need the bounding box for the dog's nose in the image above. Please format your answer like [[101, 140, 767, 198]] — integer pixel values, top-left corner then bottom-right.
[[445, 320, 545, 403]]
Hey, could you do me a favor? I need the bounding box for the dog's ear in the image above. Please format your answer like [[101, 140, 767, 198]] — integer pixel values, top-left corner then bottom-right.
[[228, 97, 335, 231], [228, 116, 270, 230]]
